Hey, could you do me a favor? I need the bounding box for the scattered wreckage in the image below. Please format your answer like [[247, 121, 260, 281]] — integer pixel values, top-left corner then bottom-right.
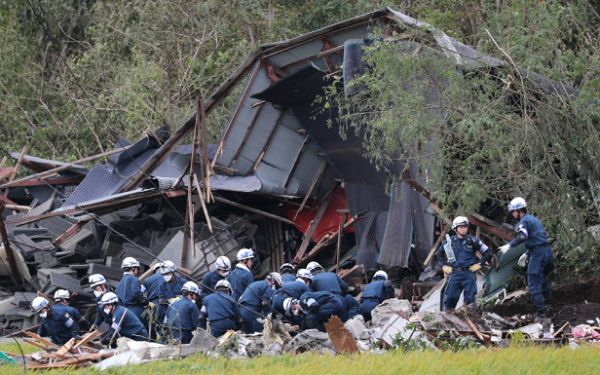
[[0, 7, 595, 371]]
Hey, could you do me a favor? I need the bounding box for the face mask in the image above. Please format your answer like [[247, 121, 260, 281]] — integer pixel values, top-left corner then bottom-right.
[[93, 290, 104, 298], [292, 308, 300, 316], [103, 307, 112, 315], [163, 274, 173, 282], [218, 270, 229, 277], [39, 311, 48, 319]]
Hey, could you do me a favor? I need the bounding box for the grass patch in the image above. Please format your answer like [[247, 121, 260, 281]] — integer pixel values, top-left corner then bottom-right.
[[0, 344, 598, 374]]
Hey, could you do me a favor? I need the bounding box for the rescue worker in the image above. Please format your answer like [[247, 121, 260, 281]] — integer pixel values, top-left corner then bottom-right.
[[32, 295, 81, 345], [307, 261, 348, 295], [143, 262, 165, 309], [238, 272, 282, 333], [498, 197, 555, 318], [89, 273, 111, 329], [200, 279, 242, 337], [359, 270, 395, 321], [141, 262, 164, 335], [343, 294, 360, 320], [227, 248, 255, 300], [165, 281, 201, 344], [200, 256, 231, 301], [437, 216, 490, 311], [100, 291, 148, 343], [271, 273, 310, 316], [280, 263, 296, 284], [298, 290, 347, 331], [158, 260, 187, 321], [116, 257, 148, 321]]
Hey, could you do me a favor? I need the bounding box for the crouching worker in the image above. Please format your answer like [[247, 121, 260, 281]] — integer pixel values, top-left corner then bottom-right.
[[239, 272, 282, 333], [438, 216, 490, 312], [165, 281, 201, 344], [359, 270, 395, 321], [32, 296, 81, 345], [200, 280, 241, 337], [100, 292, 148, 344], [89, 274, 112, 329], [298, 291, 346, 331]]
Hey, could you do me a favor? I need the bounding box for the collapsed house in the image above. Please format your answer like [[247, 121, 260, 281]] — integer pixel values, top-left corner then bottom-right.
[[0, 8, 578, 341]]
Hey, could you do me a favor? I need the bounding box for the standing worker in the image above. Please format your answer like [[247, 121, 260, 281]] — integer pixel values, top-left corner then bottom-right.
[[227, 248, 255, 300], [89, 274, 111, 329], [200, 256, 231, 301], [165, 281, 201, 344], [499, 197, 555, 318], [158, 261, 187, 318], [359, 270, 395, 321], [32, 296, 81, 345], [116, 257, 148, 321], [238, 272, 282, 333], [437, 216, 490, 312]]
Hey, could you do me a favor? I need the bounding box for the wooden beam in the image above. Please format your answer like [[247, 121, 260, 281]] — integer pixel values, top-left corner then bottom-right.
[[293, 159, 327, 220], [193, 173, 213, 233], [5, 176, 83, 187], [0, 203, 22, 285], [400, 166, 451, 225], [422, 224, 450, 267], [252, 109, 286, 172], [300, 215, 358, 265], [282, 135, 309, 188], [230, 102, 265, 166], [213, 195, 294, 225], [468, 213, 515, 242]]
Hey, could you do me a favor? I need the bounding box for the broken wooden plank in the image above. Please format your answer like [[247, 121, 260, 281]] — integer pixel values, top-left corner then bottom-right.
[[213, 196, 294, 225], [193, 173, 213, 233], [325, 315, 359, 354], [282, 134, 309, 188], [293, 159, 327, 220], [423, 224, 450, 267], [55, 338, 76, 357], [23, 331, 59, 349], [0, 202, 23, 285], [468, 212, 515, 242], [465, 317, 485, 342], [73, 329, 101, 350]]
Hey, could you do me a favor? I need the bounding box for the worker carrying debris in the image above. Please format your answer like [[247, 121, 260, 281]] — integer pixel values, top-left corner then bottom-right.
[[116, 257, 148, 322], [99, 291, 148, 344], [280, 263, 296, 284], [437, 216, 491, 312], [307, 261, 349, 295], [499, 197, 555, 318], [31, 295, 82, 345], [165, 281, 201, 344], [227, 248, 255, 300], [200, 279, 242, 337], [238, 272, 282, 333], [200, 255, 232, 301], [359, 270, 395, 321]]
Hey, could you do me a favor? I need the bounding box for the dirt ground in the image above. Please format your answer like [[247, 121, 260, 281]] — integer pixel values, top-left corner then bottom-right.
[[489, 277, 600, 325]]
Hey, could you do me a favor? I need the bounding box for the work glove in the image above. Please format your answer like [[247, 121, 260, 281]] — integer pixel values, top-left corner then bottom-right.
[[498, 244, 511, 254], [148, 301, 156, 310], [442, 265, 452, 276], [468, 264, 482, 272], [517, 253, 528, 267]]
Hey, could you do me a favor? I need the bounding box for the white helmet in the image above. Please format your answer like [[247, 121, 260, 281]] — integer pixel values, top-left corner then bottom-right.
[[267, 272, 283, 288], [306, 261, 322, 274], [236, 248, 254, 261], [215, 256, 232, 271], [31, 296, 49, 314], [452, 216, 469, 230], [121, 257, 140, 269], [89, 274, 107, 288], [296, 268, 313, 281], [508, 197, 527, 211], [181, 281, 200, 295], [215, 279, 233, 293], [160, 260, 176, 274], [280, 263, 294, 273], [53, 289, 70, 301], [283, 297, 298, 314], [99, 291, 119, 306], [373, 270, 388, 281]]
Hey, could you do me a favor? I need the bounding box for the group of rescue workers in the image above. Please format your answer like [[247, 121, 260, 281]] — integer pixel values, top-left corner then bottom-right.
[[29, 196, 554, 346]]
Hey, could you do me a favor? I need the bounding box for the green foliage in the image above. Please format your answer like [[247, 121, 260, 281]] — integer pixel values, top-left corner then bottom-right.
[[325, 0, 600, 281]]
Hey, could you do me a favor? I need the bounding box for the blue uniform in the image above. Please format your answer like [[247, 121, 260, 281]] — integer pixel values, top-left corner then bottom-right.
[[300, 291, 346, 331], [38, 304, 81, 345], [94, 295, 111, 327], [281, 273, 296, 284], [238, 280, 274, 333], [144, 273, 164, 303], [107, 305, 148, 341], [271, 281, 309, 315], [438, 234, 489, 310], [158, 275, 187, 322], [312, 272, 348, 295], [227, 265, 254, 300], [166, 297, 200, 344], [343, 295, 360, 319], [510, 213, 555, 313], [200, 292, 241, 337], [200, 271, 225, 300], [359, 280, 395, 321], [116, 273, 147, 319]]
